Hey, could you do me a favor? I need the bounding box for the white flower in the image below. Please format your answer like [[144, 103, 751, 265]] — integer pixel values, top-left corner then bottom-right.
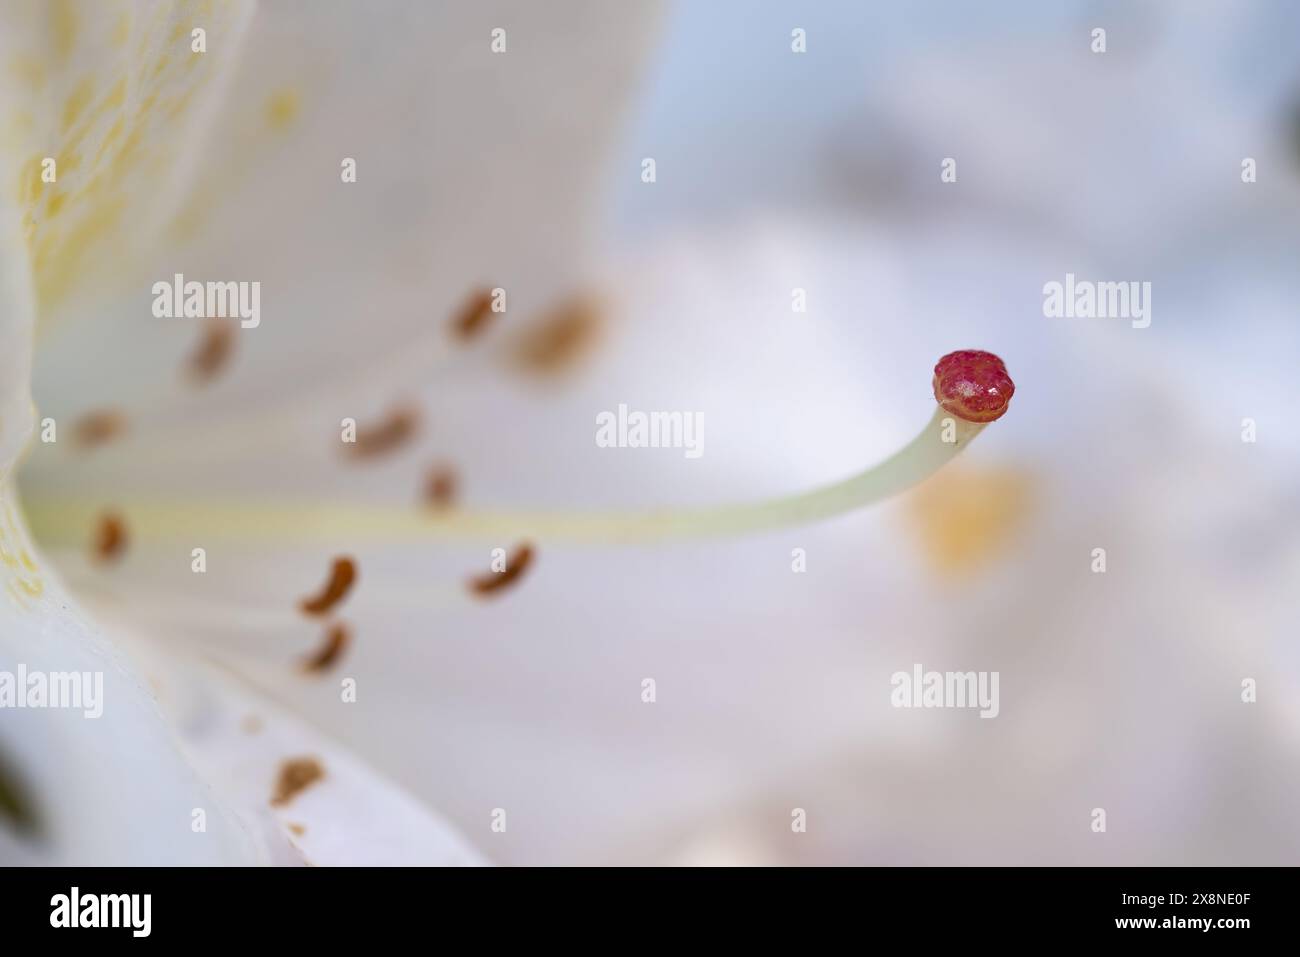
[[0, 0, 659, 865], [6, 0, 1297, 869]]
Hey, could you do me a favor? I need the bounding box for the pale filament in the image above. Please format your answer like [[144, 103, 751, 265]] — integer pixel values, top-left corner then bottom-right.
[[23, 407, 982, 547]]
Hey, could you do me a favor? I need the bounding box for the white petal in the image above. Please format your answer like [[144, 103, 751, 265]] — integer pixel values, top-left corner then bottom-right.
[[0, 172, 263, 864], [27, 1, 664, 454], [88, 618, 486, 866], [0, 486, 269, 863]]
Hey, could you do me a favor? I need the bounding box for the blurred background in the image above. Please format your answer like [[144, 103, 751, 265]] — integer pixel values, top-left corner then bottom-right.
[[7, 0, 1300, 864]]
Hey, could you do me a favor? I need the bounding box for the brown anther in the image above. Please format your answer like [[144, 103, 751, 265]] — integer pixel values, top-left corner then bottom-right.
[[423, 465, 457, 509], [450, 287, 497, 342], [271, 757, 325, 807], [186, 318, 235, 384], [301, 622, 350, 673], [288, 823, 306, 837], [468, 542, 536, 597], [347, 405, 420, 459], [73, 409, 126, 448], [91, 511, 127, 563], [298, 556, 356, 616], [512, 295, 602, 376]]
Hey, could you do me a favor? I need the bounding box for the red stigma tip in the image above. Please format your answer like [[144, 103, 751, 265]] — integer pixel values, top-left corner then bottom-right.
[[932, 350, 1015, 423]]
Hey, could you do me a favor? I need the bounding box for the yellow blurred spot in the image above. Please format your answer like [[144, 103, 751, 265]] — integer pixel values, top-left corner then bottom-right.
[[17, 154, 47, 206], [61, 77, 94, 132], [14, 578, 43, 598], [113, 11, 131, 47], [110, 126, 144, 177], [53, 0, 78, 61], [906, 464, 1033, 577], [45, 190, 67, 217], [265, 88, 299, 130], [8, 55, 45, 91], [34, 194, 126, 306], [0, 500, 44, 609], [95, 117, 125, 163], [101, 76, 127, 114], [0, 111, 35, 151], [166, 88, 195, 120]]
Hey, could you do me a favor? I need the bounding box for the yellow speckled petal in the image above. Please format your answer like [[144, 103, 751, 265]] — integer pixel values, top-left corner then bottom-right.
[[0, 0, 254, 326]]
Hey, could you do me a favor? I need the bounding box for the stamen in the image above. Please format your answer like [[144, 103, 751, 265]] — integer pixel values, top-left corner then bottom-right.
[[423, 465, 457, 509], [512, 295, 602, 376], [73, 409, 126, 448], [27, 355, 1013, 548], [91, 511, 127, 562], [449, 288, 496, 342], [186, 318, 235, 384], [346, 405, 419, 459], [301, 622, 350, 673], [270, 757, 325, 807], [468, 542, 535, 596], [298, 556, 356, 616]]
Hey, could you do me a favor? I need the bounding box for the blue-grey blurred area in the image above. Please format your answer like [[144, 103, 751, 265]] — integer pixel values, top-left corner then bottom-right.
[[567, 1, 1300, 864]]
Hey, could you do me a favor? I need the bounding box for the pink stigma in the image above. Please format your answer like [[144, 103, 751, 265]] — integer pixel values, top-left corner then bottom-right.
[[932, 350, 1015, 423]]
